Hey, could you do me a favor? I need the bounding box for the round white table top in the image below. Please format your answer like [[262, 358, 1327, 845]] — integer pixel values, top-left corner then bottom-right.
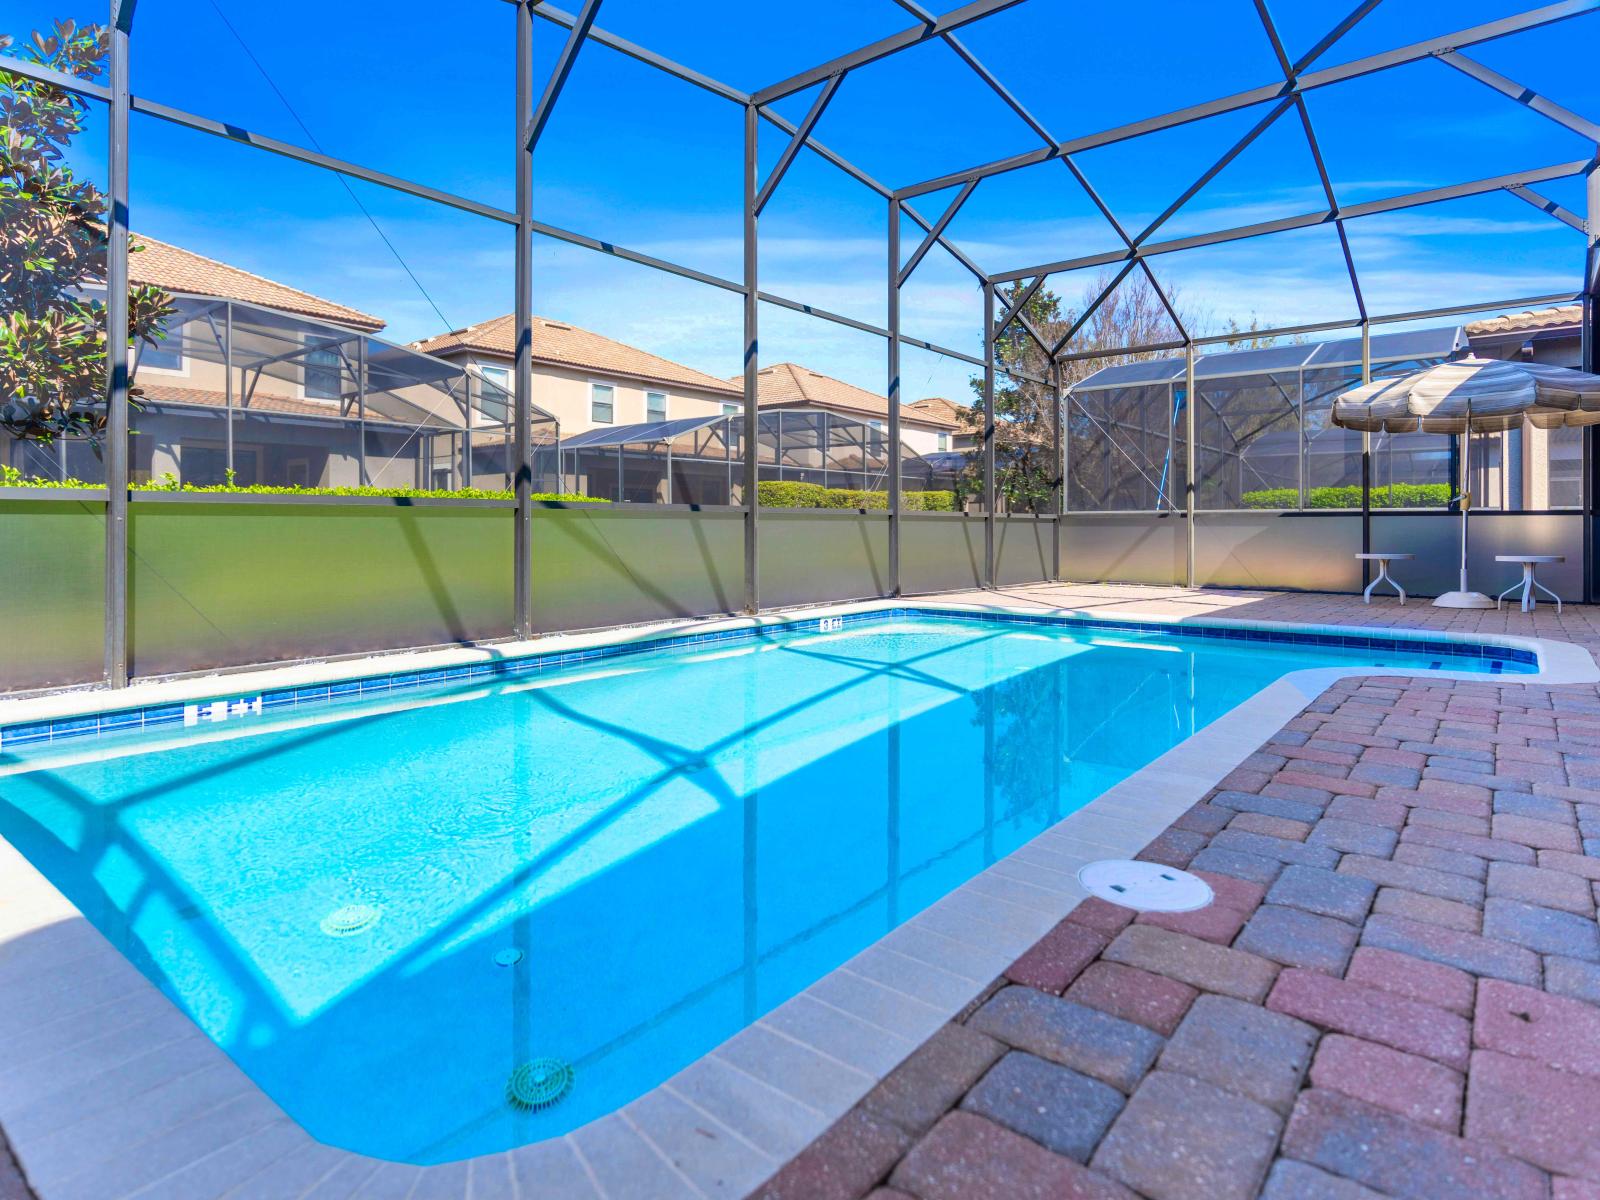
[[1495, 555, 1564, 564], [1355, 552, 1414, 561]]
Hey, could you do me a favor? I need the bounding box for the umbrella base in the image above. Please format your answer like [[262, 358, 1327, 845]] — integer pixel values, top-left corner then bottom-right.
[[1432, 590, 1496, 610]]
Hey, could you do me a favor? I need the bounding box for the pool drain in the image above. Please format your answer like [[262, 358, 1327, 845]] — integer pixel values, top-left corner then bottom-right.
[[494, 948, 524, 967], [507, 1058, 575, 1111], [319, 903, 382, 937], [1078, 860, 1213, 913]]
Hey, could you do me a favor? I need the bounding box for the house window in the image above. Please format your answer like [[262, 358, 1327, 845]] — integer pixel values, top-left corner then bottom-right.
[[591, 383, 615, 424], [646, 391, 667, 422], [304, 346, 342, 400], [475, 364, 510, 424], [140, 336, 183, 372], [722, 403, 739, 416], [938, 432, 950, 452]]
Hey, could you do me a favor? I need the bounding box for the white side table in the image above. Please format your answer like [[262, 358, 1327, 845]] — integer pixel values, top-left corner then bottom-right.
[[1356, 552, 1413, 605], [1495, 555, 1564, 613]]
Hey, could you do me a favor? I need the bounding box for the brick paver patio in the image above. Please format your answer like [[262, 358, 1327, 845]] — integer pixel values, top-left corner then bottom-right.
[[750, 583, 1600, 1200]]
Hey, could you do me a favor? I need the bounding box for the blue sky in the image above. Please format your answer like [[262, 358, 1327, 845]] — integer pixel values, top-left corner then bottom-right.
[[9, 0, 1596, 400]]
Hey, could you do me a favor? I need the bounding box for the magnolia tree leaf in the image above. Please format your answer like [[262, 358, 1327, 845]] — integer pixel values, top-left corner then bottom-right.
[[0, 19, 171, 446]]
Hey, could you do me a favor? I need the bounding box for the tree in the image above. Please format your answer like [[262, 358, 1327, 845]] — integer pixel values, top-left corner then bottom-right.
[[1220, 314, 1303, 351], [0, 19, 172, 447], [957, 270, 1190, 511]]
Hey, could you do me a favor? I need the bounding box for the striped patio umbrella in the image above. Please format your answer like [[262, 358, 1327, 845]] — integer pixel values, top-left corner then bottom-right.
[[1332, 356, 1600, 433], [1332, 356, 1600, 608]]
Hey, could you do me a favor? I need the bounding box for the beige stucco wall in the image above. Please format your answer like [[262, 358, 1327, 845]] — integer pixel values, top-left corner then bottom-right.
[[749, 402, 953, 456], [521, 361, 734, 434], [457, 353, 957, 451]]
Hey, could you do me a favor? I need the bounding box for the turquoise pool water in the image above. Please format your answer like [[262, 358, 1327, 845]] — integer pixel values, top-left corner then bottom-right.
[[0, 615, 1526, 1163]]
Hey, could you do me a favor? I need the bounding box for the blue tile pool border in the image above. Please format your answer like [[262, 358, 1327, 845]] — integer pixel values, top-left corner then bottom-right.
[[0, 606, 1537, 752]]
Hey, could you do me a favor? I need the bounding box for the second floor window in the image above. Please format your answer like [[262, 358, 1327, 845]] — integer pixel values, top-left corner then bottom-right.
[[938, 432, 950, 452], [722, 402, 739, 416], [646, 391, 667, 422], [304, 346, 342, 400], [591, 383, 615, 424]]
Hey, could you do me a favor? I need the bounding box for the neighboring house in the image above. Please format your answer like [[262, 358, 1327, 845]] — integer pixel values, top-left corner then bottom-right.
[[5, 235, 529, 490], [740, 362, 961, 456], [411, 314, 744, 437], [907, 396, 976, 451], [1465, 304, 1584, 509], [122, 237, 402, 489], [410, 323, 965, 459], [9, 235, 967, 494], [1465, 304, 1582, 368]]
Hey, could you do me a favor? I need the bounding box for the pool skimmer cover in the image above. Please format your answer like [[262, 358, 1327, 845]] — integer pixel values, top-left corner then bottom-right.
[[1078, 860, 1213, 912], [507, 1058, 575, 1111], [319, 903, 382, 937]]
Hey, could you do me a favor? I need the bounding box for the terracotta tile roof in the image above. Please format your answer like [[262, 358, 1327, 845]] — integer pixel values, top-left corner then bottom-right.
[[135, 384, 556, 445], [129, 235, 386, 332], [135, 383, 393, 423], [410, 314, 742, 395], [737, 362, 962, 429], [908, 395, 973, 426], [1465, 304, 1582, 338]]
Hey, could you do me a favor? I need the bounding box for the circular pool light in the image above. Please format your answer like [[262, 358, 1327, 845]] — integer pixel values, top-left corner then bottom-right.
[[494, 948, 525, 967], [1078, 860, 1213, 913], [507, 1058, 575, 1111], [319, 903, 382, 937]]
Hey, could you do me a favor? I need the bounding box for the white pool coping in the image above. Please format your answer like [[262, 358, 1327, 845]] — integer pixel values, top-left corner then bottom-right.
[[0, 600, 1593, 1200]]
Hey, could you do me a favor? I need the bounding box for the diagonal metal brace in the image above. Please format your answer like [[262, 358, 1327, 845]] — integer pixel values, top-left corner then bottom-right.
[[898, 179, 978, 285], [994, 275, 1049, 339], [755, 74, 844, 215], [1050, 260, 1140, 357], [1507, 184, 1587, 233], [525, 0, 605, 153], [1437, 51, 1600, 143]]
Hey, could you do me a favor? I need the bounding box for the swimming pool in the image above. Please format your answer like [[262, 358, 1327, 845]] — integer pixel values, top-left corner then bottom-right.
[[0, 611, 1532, 1164]]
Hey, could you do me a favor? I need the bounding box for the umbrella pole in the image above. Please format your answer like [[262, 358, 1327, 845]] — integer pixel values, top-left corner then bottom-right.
[[1433, 405, 1494, 609], [1461, 402, 1469, 592]]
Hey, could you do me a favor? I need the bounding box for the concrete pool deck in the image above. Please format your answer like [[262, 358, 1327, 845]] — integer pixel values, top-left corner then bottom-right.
[[0, 582, 1597, 1199]]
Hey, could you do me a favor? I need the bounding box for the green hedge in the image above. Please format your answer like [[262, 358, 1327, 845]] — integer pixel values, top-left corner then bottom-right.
[[0, 467, 98, 490], [1241, 484, 1453, 510], [0, 466, 602, 502], [756, 480, 955, 511]]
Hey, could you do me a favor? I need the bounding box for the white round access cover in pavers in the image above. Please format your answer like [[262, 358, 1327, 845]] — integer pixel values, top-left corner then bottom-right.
[[1078, 860, 1214, 912]]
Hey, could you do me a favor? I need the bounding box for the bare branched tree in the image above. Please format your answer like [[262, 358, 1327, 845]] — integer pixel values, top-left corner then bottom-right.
[[956, 271, 1194, 511]]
